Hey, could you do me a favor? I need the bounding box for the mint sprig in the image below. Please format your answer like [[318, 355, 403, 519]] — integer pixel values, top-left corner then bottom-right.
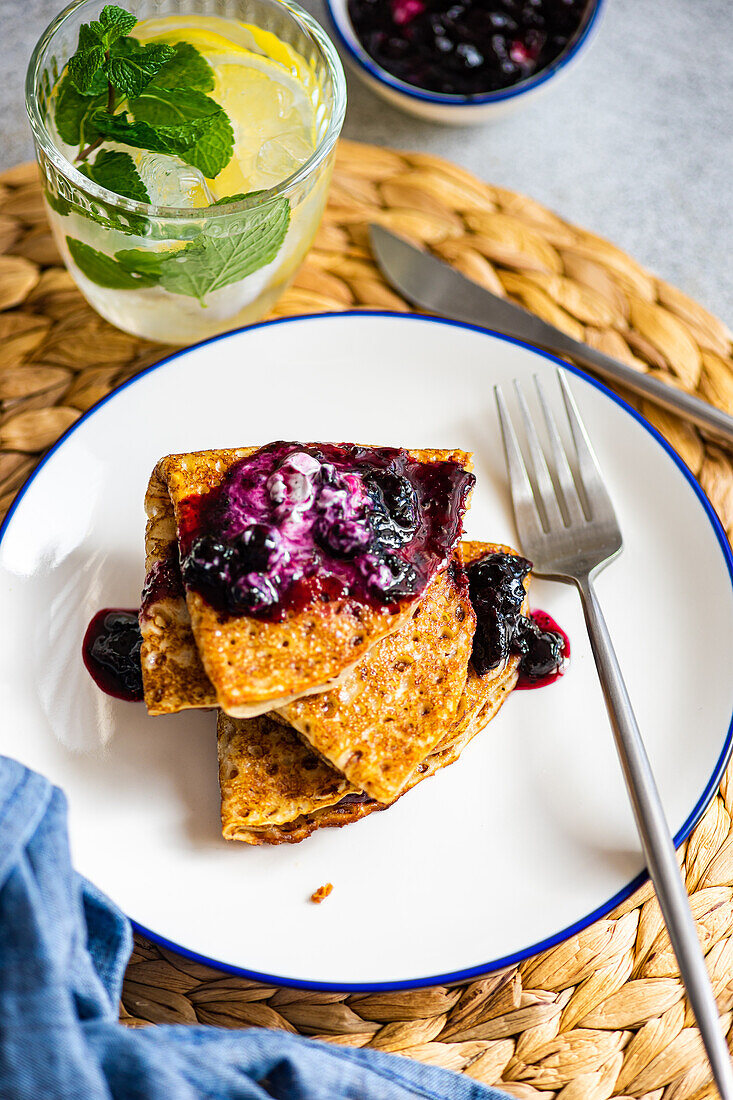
[[56, 4, 232, 196], [89, 5, 137, 49], [55, 7, 290, 296], [68, 9, 167, 97]]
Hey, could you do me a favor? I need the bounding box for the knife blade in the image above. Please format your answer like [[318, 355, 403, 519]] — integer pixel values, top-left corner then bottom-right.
[[370, 224, 733, 448]]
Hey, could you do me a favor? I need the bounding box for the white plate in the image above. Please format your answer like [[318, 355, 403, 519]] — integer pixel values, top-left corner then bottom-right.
[[1, 312, 732, 991]]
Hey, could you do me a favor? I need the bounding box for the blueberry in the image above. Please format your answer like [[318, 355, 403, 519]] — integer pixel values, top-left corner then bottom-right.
[[491, 32, 509, 57], [366, 471, 418, 533], [315, 516, 371, 559], [231, 523, 281, 573], [182, 536, 235, 592], [230, 573, 279, 614], [457, 42, 483, 67], [488, 12, 516, 29], [514, 617, 565, 680]]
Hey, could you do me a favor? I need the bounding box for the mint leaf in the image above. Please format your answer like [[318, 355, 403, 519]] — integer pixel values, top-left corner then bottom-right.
[[93, 5, 137, 46], [79, 150, 150, 202], [66, 236, 158, 289], [108, 34, 142, 56], [54, 73, 104, 144], [45, 187, 73, 218], [158, 198, 290, 301], [183, 110, 234, 178], [91, 109, 214, 156], [129, 84, 221, 127], [129, 85, 233, 176], [105, 41, 175, 98], [68, 24, 106, 95], [78, 21, 104, 48], [66, 198, 290, 299], [152, 42, 215, 91], [115, 248, 169, 279]]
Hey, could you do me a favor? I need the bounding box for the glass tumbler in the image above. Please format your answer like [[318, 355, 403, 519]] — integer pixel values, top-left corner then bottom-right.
[[26, 0, 346, 344]]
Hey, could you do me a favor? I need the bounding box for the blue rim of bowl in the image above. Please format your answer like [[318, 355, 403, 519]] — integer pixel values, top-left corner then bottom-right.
[[324, 0, 605, 106], [1, 310, 732, 993]]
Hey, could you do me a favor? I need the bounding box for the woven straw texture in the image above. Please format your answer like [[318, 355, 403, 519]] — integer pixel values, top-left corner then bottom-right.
[[2, 140, 733, 1100]]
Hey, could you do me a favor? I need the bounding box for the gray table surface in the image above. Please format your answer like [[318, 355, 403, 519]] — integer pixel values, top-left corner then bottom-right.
[[3, 0, 732, 320]]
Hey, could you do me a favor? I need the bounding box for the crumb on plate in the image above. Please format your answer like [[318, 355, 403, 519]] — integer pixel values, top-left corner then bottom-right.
[[310, 883, 333, 904]]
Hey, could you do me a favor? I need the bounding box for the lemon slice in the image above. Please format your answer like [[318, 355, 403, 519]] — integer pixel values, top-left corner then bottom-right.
[[134, 18, 245, 55], [132, 15, 318, 195], [209, 60, 312, 194]]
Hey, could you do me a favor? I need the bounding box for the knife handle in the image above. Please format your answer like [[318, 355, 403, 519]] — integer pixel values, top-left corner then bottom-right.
[[542, 333, 733, 448]]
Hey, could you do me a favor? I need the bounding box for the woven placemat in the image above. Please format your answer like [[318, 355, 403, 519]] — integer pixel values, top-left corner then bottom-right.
[[2, 139, 733, 1100]]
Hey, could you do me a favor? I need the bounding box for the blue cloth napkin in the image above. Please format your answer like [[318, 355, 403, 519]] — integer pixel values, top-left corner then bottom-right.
[[0, 757, 510, 1100]]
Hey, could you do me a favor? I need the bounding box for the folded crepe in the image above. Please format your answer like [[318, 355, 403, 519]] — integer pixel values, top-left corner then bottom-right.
[[139, 444, 473, 719], [218, 541, 529, 844], [274, 557, 475, 802]]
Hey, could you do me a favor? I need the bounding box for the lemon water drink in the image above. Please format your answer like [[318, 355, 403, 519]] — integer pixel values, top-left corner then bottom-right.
[[27, 1, 346, 343]]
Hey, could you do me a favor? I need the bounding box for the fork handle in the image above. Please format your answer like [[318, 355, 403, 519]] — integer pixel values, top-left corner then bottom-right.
[[577, 574, 733, 1098]]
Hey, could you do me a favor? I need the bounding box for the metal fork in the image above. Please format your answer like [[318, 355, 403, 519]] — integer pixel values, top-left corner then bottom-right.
[[496, 370, 733, 1100]]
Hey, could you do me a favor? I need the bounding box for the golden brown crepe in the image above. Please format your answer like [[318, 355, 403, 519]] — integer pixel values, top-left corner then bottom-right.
[[139, 463, 217, 714], [218, 663, 518, 845], [274, 560, 475, 802], [140, 445, 473, 719], [218, 541, 530, 844]]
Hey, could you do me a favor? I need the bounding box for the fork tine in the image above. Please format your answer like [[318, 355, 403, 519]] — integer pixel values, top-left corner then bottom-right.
[[494, 386, 544, 546], [557, 371, 618, 523], [514, 380, 565, 532], [534, 375, 587, 525]]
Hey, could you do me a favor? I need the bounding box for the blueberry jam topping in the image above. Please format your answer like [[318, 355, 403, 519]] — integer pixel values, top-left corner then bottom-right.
[[467, 552, 532, 675], [140, 544, 184, 616], [347, 0, 589, 96], [82, 609, 144, 701], [466, 552, 567, 686], [176, 442, 474, 622]]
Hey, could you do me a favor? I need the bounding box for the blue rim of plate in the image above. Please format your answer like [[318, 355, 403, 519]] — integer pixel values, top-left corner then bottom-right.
[[2, 310, 732, 993], [323, 0, 605, 107]]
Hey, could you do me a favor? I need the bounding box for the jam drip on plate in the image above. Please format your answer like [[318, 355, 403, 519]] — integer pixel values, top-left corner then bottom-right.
[[466, 552, 568, 688], [515, 610, 569, 690], [82, 609, 144, 701], [176, 441, 475, 622]]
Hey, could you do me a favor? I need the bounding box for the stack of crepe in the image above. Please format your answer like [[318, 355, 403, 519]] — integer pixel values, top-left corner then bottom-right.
[[139, 447, 528, 844]]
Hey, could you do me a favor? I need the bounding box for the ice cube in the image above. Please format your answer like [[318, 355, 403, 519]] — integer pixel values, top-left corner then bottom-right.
[[255, 129, 313, 183], [134, 151, 215, 207], [275, 84, 295, 120]]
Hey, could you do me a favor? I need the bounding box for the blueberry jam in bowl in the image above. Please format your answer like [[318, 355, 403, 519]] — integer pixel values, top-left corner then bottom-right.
[[325, 0, 604, 123]]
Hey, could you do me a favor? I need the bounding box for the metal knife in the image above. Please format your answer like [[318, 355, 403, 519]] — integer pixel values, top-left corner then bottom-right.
[[370, 224, 733, 448]]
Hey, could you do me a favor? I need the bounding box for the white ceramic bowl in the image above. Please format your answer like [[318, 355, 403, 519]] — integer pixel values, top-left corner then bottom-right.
[[324, 0, 606, 124]]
